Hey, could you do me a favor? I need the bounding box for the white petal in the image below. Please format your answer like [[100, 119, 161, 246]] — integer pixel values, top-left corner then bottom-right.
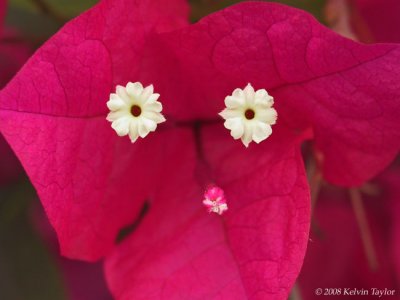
[[138, 118, 157, 138], [140, 85, 154, 103], [126, 82, 143, 99], [241, 123, 253, 147], [256, 107, 277, 124], [255, 94, 274, 107], [147, 93, 160, 104], [137, 125, 150, 138], [244, 83, 255, 105], [107, 96, 127, 111], [106, 110, 127, 122], [254, 89, 268, 99], [224, 117, 241, 131], [128, 121, 139, 143], [232, 88, 244, 99], [252, 122, 272, 143], [144, 101, 162, 113], [142, 111, 166, 124], [228, 121, 244, 140], [224, 96, 245, 109], [111, 117, 130, 136], [219, 108, 242, 120], [116, 85, 132, 104], [144, 118, 157, 131]]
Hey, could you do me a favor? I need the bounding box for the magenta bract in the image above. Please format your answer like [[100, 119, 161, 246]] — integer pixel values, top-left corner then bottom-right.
[[0, 1, 399, 299]]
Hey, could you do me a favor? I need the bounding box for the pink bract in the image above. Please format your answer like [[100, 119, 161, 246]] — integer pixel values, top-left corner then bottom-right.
[[0, 0, 190, 260], [106, 127, 309, 299], [0, 0, 399, 299], [145, 2, 400, 186]]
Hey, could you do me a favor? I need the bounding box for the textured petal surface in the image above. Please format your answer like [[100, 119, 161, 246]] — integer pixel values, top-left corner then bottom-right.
[[105, 126, 310, 300], [0, 0, 189, 260], [146, 2, 400, 186]]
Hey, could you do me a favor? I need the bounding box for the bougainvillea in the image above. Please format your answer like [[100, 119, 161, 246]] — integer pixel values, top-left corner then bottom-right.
[[0, 0, 399, 299], [298, 2, 400, 298]]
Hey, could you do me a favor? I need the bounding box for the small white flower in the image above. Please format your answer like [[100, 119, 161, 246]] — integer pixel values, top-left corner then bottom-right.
[[106, 82, 166, 143], [219, 83, 277, 147]]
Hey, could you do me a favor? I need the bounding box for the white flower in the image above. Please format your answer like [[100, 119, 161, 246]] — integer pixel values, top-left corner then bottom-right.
[[106, 82, 166, 143], [219, 83, 277, 147]]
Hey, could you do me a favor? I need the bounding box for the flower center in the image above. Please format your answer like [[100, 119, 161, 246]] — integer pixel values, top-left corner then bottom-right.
[[131, 105, 142, 117], [244, 108, 255, 120]]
